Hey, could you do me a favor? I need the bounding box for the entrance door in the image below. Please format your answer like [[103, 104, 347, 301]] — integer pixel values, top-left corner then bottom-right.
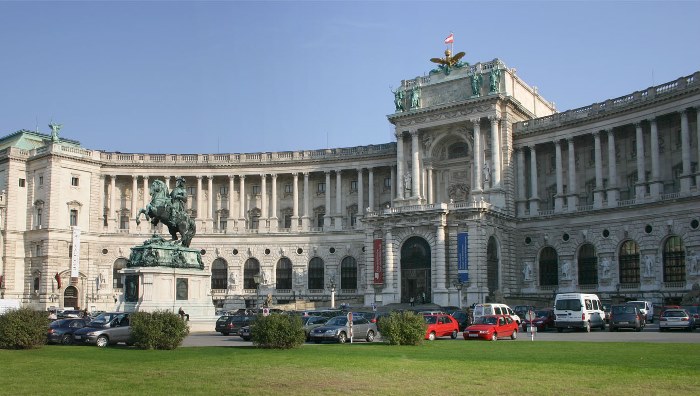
[[64, 286, 78, 309], [401, 237, 431, 303]]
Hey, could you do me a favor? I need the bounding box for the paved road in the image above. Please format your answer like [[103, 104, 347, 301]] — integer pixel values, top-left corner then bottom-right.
[[183, 323, 700, 346]]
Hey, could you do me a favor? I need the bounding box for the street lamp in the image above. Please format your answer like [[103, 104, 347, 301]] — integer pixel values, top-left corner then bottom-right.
[[453, 279, 464, 309], [328, 276, 337, 309], [253, 273, 262, 309]]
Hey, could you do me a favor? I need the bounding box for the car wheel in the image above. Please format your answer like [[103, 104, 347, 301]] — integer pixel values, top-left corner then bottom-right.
[[510, 330, 517, 340], [450, 330, 458, 339], [659, 327, 664, 332], [584, 322, 591, 333], [635, 326, 641, 332], [366, 330, 375, 342], [222, 332, 229, 336], [60, 334, 73, 345], [96, 335, 109, 348], [338, 332, 347, 344], [600, 322, 606, 331], [557, 327, 563, 333], [314, 339, 322, 344], [428, 332, 436, 341], [490, 332, 497, 341]]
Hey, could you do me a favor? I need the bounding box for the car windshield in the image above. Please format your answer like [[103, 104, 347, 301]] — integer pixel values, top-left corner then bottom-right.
[[89, 313, 119, 325], [50, 319, 70, 327], [325, 317, 348, 326], [663, 310, 687, 318], [424, 316, 438, 324], [535, 310, 550, 318], [474, 317, 498, 325], [612, 306, 636, 314], [555, 299, 582, 311], [627, 302, 645, 310]]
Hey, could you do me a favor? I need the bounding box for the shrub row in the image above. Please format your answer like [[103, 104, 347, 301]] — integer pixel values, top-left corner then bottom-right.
[[130, 310, 189, 350], [378, 311, 425, 345], [251, 313, 305, 349], [0, 308, 51, 349]]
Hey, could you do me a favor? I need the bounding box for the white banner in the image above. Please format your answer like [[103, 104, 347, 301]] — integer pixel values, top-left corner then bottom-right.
[[71, 227, 81, 278]]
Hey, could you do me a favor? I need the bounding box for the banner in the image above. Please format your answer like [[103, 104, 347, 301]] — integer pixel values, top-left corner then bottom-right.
[[71, 226, 81, 278], [373, 239, 384, 284], [457, 232, 469, 283]]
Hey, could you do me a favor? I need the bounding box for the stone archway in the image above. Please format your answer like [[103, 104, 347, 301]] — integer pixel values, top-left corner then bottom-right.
[[400, 236, 431, 303], [64, 285, 79, 309]]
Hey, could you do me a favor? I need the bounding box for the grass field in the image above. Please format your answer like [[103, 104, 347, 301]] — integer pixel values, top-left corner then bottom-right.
[[2, 342, 699, 395]]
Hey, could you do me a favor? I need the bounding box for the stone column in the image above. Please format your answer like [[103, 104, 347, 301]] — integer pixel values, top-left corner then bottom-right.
[[606, 129, 619, 205], [696, 108, 700, 188], [238, 175, 246, 228], [395, 131, 404, 200], [435, 214, 447, 294], [528, 145, 539, 214], [302, 172, 310, 230], [368, 168, 375, 211], [680, 110, 692, 193], [472, 119, 482, 192], [567, 138, 578, 211], [634, 122, 646, 200], [292, 173, 299, 231], [143, 176, 150, 208], [335, 170, 343, 230], [593, 131, 604, 208], [649, 118, 663, 197], [260, 174, 268, 230], [516, 148, 527, 215], [426, 166, 434, 204], [109, 175, 117, 231], [384, 229, 395, 294], [99, 175, 106, 228], [390, 166, 396, 203], [165, 176, 171, 191], [554, 140, 565, 212], [207, 175, 214, 230], [357, 168, 364, 218], [411, 130, 420, 199], [324, 171, 331, 228], [228, 175, 235, 231], [131, 176, 138, 226], [270, 174, 278, 230], [195, 176, 203, 223], [490, 116, 501, 188]]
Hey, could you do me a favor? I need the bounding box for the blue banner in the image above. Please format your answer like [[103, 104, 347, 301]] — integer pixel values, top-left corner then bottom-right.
[[457, 232, 469, 282]]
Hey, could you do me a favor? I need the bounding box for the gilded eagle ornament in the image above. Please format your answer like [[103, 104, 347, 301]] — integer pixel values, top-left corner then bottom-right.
[[430, 49, 467, 75]]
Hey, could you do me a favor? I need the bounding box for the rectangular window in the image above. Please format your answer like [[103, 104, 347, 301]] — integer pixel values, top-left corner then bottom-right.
[[39, 176, 44, 186], [187, 186, 196, 196], [220, 186, 229, 196], [103, 208, 109, 227], [350, 180, 358, 192], [284, 214, 292, 228], [19, 178, 25, 187], [120, 215, 130, 230], [284, 184, 293, 194], [71, 176, 79, 187], [250, 217, 259, 230], [70, 209, 78, 227], [36, 244, 41, 257], [252, 185, 261, 195], [317, 183, 325, 193], [37, 208, 42, 227], [316, 213, 324, 228], [219, 219, 227, 230], [384, 177, 391, 189]]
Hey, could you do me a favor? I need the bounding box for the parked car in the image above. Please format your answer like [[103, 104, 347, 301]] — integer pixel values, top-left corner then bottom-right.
[[680, 305, 700, 322], [473, 303, 522, 325], [302, 315, 328, 340], [464, 315, 519, 341], [239, 325, 252, 341], [58, 309, 85, 319], [656, 305, 681, 323], [609, 305, 644, 332], [72, 312, 131, 347], [449, 310, 471, 331], [216, 315, 254, 336], [513, 305, 535, 320], [659, 309, 695, 332], [47, 318, 90, 345], [521, 309, 555, 332], [423, 314, 459, 340], [309, 315, 377, 344], [553, 293, 606, 332], [625, 301, 653, 323]]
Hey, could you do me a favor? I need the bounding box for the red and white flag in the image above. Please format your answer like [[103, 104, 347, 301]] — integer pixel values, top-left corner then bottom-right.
[[444, 33, 454, 44]]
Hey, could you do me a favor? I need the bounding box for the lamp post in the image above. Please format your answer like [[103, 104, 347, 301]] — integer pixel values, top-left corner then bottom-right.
[[253, 273, 261, 309], [328, 276, 337, 309], [453, 279, 464, 309]]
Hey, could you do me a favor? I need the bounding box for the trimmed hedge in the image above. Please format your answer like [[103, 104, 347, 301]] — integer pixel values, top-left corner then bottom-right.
[[130, 310, 189, 350], [0, 308, 51, 349], [378, 311, 425, 345], [251, 313, 305, 349]]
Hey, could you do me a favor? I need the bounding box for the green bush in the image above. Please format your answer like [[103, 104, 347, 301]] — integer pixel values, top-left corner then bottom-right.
[[0, 308, 51, 349], [378, 311, 425, 345], [130, 310, 189, 350], [251, 313, 305, 349]]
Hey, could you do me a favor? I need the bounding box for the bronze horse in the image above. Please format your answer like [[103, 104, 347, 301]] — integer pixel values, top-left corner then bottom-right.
[[135, 180, 196, 247]]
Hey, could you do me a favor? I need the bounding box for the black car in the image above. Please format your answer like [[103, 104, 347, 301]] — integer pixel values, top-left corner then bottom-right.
[[215, 315, 254, 336], [449, 310, 471, 331], [609, 305, 644, 332], [47, 318, 90, 345]]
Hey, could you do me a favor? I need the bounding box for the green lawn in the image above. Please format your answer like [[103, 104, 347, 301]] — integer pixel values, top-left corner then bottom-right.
[[2, 342, 699, 395]]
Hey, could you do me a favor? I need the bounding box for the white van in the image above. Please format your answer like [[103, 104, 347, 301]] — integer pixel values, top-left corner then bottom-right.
[[554, 293, 606, 332], [472, 303, 522, 324], [626, 301, 654, 323]]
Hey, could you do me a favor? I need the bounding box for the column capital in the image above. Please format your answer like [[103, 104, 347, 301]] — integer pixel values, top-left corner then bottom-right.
[[528, 144, 537, 151], [469, 117, 481, 125], [271, 173, 278, 179], [606, 128, 615, 136], [567, 137, 575, 144], [196, 175, 203, 180], [303, 172, 310, 177], [260, 173, 267, 178], [292, 172, 298, 177], [239, 175, 246, 180], [552, 139, 562, 146], [324, 170, 331, 175], [634, 121, 644, 128], [592, 130, 600, 138], [409, 129, 419, 137], [488, 115, 500, 122]]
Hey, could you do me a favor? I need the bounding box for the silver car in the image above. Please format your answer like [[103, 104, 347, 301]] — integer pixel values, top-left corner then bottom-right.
[[309, 315, 377, 344], [659, 309, 695, 332], [73, 312, 132, 347]]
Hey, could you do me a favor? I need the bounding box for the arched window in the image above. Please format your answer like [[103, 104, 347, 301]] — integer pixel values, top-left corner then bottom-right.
[[276, 258, 292, 290], [211, 258, 228, 289], [447, 142, 468, 159], [578, 243, 598, 285], [113, 258, 127, 289], [308, 257, 324, 289], [244, 258, 260, 289], [340, 256, 357, 290], [539, 247, 558, 286], [663, 236, 685, 282], [619, 240, 640, 284]]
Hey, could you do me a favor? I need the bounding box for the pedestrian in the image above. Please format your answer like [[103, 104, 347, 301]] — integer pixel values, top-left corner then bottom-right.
[[410, 296, 415, 307], [178, 307, 189, 321]]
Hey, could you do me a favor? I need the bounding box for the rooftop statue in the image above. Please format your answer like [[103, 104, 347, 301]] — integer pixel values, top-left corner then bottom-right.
[[136, 178, 196, 247], [49, 122, 62, 142], [392, 87, 405, 112], [430, 49, 467, 75]]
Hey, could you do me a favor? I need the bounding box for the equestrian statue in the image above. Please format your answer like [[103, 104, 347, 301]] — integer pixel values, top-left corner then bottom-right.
[[135, 177, 196, 247]]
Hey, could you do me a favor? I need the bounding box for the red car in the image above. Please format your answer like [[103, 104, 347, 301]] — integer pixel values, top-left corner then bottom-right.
[[423, 314, 460, 340], [520, 309, 555, 332], [463, 314, 518, 341]]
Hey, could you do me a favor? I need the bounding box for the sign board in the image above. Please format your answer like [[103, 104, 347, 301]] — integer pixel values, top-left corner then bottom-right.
[[70, 227, 81, 278], [347, 312, 354, 343], [263, 308, 270, 316], [373, 239, 384, 284], [457, 232, 469, 282]]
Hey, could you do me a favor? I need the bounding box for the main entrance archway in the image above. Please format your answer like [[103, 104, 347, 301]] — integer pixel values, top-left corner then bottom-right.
[[64, 286, 79, 309], [400, 236, 431, 303]]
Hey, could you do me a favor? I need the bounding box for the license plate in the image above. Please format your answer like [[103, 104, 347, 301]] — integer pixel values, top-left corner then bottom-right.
[[468, 333, 478, 337], [619, 321, 628, 324], [74, 336, 81, 340]]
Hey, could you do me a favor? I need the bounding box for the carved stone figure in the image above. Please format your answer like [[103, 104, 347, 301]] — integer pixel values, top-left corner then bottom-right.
[[470, 73, 483, 97], [489, 67, 502, 93], [600, 257, 611, 279], [687, 250, 699, 275], [403, 172, 412, 192], [228, 271, 239, 289], [261, 270, 270, 285], [561, 260, 571, 280], [294, 268, 304, 286], [49, 122, 62, 142], [410, 85, 421, 109], [644, 255, 654, 277], [523, 262, 533, 281], [483, 161, 491, 187]]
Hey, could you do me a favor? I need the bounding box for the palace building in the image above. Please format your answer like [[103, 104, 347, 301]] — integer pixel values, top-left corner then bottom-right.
[[1, 57, 699, 312]]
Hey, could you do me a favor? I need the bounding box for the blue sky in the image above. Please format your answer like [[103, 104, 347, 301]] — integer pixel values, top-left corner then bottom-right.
[[1, 1, 699, 154]]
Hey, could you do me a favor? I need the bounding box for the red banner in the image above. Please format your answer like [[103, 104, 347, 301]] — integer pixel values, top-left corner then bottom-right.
[[373, 239, 384, 284]]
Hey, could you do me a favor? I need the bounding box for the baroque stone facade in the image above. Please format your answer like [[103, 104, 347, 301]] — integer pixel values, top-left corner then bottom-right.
[[1, 58, 699, 311]]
